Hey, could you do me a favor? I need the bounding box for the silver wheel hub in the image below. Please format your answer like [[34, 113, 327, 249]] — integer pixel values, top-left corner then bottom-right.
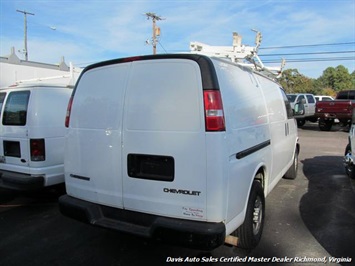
[[253, 196, 263, 235]]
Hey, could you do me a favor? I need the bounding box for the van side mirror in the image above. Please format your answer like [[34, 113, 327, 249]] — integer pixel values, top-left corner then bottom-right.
[[293, 102, 305, 116]]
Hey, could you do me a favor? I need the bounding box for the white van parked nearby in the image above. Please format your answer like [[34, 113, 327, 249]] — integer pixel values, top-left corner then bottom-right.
[[59, 54, 302, 250], [0, 84, 72, 190]]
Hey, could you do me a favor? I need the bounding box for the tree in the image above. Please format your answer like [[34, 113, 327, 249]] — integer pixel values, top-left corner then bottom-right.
[[317, 65, 353, 92], [279, 69, 315, 94], [279, 65, 353, 96]]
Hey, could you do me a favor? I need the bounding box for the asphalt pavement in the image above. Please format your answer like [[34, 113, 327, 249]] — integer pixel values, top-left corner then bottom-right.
[[0, 122, 354, 266]]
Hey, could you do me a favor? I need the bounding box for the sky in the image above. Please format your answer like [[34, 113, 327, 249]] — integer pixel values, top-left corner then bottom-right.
[[0, 0, 354, 79]]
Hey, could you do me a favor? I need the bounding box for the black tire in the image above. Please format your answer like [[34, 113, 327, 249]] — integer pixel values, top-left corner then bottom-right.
[[284, 147, 299, 180], [345, 144, 355, 179], [234, 178, 265, 249], [297, 119, 306, 127], [318, 118, 333, 131]]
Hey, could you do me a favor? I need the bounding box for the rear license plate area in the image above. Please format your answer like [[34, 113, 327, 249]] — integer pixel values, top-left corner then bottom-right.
[[127, 154, 174, 182]]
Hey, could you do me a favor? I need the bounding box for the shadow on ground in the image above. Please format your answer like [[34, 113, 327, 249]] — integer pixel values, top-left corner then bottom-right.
[[300, 155, 355, 258]]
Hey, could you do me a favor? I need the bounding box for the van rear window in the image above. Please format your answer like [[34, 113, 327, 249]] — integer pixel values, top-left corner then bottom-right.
[[2, 91, 30, 126]]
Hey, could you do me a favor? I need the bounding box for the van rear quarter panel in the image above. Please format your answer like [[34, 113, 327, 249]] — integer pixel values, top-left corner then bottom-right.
[[255, 75, 295, 193], [211, 59, 272, 231]]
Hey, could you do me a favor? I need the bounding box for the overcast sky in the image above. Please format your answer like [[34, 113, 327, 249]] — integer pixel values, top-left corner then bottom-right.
[[0, 0, 354, 78]]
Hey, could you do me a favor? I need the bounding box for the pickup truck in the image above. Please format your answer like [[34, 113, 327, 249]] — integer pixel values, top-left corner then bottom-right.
[[287, 93, 317, 127], [315, 90, 355, 131]]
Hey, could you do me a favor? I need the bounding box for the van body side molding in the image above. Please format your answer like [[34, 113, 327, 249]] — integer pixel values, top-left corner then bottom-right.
[[236, 140, 271, 160], [70, 174, 90, 181]]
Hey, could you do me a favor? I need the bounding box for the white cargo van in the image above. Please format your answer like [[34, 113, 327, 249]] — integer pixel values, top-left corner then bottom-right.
[[0, 84, 72, 190], [59, 54, 301, 250]]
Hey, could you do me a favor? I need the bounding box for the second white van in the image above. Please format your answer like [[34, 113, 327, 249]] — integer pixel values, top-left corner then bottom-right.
[[59, 54, 301, 250], [0, 84, 72, 190]]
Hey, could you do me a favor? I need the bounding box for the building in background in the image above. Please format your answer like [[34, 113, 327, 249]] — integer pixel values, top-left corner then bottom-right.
[[0, 47, 82, 88]]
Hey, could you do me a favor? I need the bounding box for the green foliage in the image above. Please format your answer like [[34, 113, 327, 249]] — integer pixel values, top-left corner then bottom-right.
[[318, 65, 353, 92], [279, 69, 315, 94], [279, 65, 354, 96]]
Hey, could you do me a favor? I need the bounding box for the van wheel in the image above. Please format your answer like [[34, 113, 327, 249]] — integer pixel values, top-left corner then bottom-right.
[[345, 144, 355, 179], [283, 147, 299, 180], [234, 179, 265, 249]]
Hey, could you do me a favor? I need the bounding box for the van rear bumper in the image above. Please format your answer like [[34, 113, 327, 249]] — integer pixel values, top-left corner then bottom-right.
[[59, 194, 226, 250], [0, 170, 44, 190]]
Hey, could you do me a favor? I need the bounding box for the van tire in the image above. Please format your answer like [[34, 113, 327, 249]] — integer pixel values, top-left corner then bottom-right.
[[283, 147, 299, 180], [345, 144, 355, 179], [234, 179, 265, 249]]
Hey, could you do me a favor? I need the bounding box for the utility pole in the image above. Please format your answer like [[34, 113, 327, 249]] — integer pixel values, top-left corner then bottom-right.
[[16, 9, 35, 61], [145, 12, 163, 55]]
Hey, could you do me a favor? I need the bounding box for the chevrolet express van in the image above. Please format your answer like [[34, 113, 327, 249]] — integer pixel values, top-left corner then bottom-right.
[[0, 84, 72, 190], [59, 54, 301, 250]]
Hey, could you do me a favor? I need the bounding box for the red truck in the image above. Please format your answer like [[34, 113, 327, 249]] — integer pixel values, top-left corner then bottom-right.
[[315, 90, 355, 131]]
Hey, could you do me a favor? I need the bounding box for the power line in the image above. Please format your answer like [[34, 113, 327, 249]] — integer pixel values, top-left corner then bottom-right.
[[260, 50, 355, 57], [260, 42, 355, 50], [262, 56, 355, 63], [158, 41, 168, 54]]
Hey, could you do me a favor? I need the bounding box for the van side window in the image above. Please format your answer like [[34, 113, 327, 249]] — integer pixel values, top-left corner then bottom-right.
[[2, 91, 30, 126], [280, 89, 293, 119], [0, 92, 6, 116]]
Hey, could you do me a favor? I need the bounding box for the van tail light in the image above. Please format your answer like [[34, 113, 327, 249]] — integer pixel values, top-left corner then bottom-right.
[[65, 96, 73, 127], [30, 139, 45, 161], [203, 90, 225, 131]]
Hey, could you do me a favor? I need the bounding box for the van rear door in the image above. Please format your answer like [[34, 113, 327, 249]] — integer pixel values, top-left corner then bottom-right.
[[122, 59, 207, 220], [0, 91, 31, 171], [65, 63, 130, 207]]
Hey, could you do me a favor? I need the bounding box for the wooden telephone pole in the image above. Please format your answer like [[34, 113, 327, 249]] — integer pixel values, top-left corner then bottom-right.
[[16, 9, 35, 61], [145, 12, 163, 55]]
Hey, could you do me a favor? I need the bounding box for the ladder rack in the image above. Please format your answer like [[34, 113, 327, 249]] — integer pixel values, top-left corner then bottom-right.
[[189, 31, 285, 79], [14, 62, 78, 86]]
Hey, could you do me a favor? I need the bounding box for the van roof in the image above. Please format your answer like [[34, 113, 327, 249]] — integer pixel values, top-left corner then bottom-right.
[[80, 54, 220, 91], [0, 83, 74, 91]]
